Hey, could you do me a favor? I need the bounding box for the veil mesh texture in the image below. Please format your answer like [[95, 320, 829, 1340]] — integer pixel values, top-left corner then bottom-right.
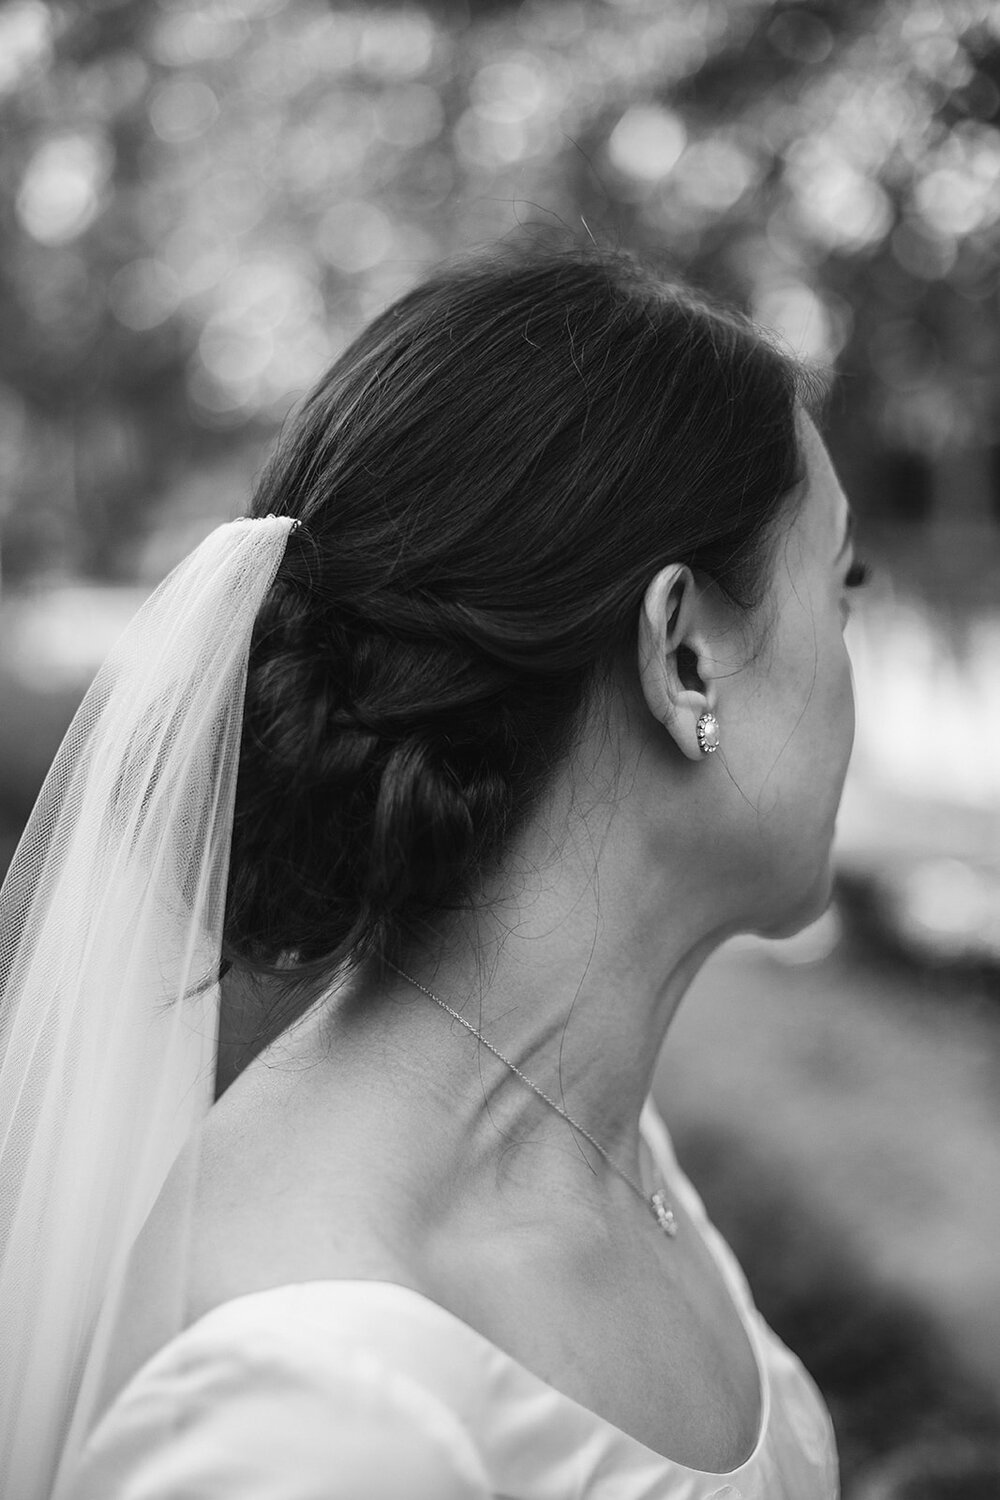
[[0, 515, 296, 1498]]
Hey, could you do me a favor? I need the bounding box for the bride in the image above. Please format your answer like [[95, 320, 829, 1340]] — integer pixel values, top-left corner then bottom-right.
[[0, 243, 864, 1497]]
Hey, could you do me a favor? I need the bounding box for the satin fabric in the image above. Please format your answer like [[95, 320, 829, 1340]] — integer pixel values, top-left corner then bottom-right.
[[68, 1099, 839, 1499]]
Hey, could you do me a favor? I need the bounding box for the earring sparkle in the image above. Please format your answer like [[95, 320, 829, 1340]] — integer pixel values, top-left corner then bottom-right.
[[696, 711, 720, 755]]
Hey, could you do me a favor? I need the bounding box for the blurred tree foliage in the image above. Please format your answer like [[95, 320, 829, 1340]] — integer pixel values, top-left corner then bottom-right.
[[1, 0, 999, 582]]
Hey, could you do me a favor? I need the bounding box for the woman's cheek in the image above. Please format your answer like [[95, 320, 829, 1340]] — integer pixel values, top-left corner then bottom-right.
[[835, 645, 857, 769]]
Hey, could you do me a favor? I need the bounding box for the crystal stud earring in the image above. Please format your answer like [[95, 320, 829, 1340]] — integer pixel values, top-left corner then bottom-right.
[[696, 711, 720, 755]]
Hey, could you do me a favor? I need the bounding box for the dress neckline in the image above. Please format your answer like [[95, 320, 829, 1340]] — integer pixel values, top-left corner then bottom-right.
[[200, 1273, 772, 1479], [104, 1098, 769, 1479]]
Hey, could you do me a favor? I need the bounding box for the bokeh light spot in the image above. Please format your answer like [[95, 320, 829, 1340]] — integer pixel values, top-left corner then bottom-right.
[[149, 77, 220, 143], [471, 55, 551, 125], [607, 103, 686, 183], [357, 10, 435, 80], [16, 133, 114, 246], [674, 138, 759, 212], [753, 281, 849, 362], [0, 0, 52, 96], [318, 199, 394, 274], [150, 7, 250, 67], [785, 138, 894, 252], [766, 10, 833, 66]]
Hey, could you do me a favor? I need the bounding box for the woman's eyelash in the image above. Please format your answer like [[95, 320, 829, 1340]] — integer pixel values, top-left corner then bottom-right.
[[845, 558, 871, 589]]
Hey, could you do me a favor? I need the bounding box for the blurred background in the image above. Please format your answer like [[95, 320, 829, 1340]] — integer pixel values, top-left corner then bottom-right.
[[1, 0, 999, 1491]]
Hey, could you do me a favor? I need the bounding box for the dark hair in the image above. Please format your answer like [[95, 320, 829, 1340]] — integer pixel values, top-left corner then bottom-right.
[[220, 243, 824, 1041]]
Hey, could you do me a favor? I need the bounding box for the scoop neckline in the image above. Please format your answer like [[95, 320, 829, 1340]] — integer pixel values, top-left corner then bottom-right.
[[115, 1099, 769, 1478], [180, 1265, 770, 1481]]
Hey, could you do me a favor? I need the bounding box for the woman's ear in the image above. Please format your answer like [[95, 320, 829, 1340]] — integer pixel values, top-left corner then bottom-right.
[[637, 564, 719, 763]]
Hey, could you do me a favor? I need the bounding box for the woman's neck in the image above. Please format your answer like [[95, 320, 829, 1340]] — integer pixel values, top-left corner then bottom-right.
[[281, 781, 735, 1216]]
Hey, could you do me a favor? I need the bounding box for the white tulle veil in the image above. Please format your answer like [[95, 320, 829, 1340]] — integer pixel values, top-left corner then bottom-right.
[[0, 514, 300, 1498]]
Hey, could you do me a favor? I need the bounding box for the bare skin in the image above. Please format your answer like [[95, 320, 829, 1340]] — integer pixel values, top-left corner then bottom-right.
[[119, 411, 857, 1473]]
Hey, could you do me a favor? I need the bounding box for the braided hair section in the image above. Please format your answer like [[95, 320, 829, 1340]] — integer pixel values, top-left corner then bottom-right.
[[224, 556, 585, 978]]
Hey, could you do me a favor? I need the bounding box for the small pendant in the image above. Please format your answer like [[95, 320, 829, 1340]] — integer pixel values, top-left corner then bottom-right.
[[650, 1189, 678, 1238]]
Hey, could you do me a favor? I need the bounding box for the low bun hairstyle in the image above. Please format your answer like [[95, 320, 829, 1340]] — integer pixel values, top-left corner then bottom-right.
[[220, 243, 824, 1042]]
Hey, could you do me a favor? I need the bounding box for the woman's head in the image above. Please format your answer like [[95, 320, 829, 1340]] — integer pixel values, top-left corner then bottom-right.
[[222, 242, 849, 1018]]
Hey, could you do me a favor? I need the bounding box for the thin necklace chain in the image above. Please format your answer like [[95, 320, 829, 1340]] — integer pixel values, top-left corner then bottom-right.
[[386, 962, 678, 1239]]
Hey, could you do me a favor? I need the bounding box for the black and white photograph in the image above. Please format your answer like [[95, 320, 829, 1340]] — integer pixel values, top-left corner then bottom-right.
[[2, 1, 1000, 1496]]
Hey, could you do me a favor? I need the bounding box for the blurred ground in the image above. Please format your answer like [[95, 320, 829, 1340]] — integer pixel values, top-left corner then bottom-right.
[[655, 925, 1000, 1492]]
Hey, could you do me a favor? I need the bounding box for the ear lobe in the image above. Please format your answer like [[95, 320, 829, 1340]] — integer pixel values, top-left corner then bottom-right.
[[637, 564, 717, 763]]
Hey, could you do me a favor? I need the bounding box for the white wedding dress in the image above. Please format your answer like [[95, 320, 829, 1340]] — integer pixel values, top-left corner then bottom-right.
[[67, 1099, 839, 1499]]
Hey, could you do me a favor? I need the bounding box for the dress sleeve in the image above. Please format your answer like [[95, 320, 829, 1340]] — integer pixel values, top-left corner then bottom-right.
[[68, 1321, 492, 1500]]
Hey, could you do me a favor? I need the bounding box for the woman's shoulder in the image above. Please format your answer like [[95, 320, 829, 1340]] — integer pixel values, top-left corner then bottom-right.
[[70, 1282, 493, 1500], [71, 1100, 839, 1499]]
